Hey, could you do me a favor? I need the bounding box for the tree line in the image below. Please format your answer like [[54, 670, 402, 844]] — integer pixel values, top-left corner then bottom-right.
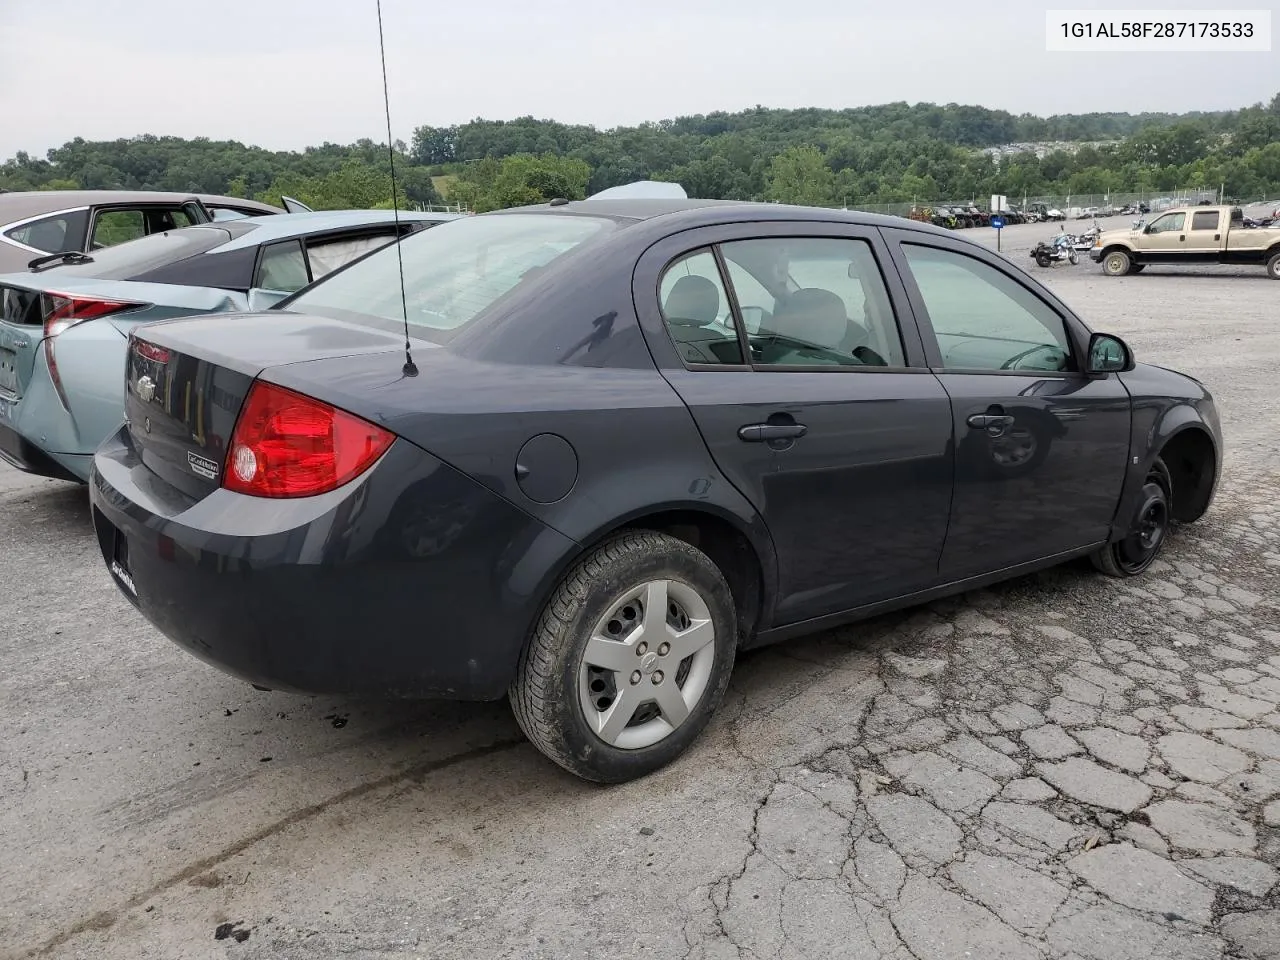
[[3, 95, 1278, 213]]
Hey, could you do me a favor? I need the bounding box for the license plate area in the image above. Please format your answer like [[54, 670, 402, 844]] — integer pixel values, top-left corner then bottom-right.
[[101, 516, 140, 605], [0, 347, 17, 396]]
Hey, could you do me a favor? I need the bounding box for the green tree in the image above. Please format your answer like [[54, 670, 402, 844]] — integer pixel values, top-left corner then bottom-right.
[[765, 146, 835, 206]]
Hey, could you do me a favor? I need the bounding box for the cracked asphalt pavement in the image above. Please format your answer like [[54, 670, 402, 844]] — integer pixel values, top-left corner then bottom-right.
[[3, 226, 1279, 959]]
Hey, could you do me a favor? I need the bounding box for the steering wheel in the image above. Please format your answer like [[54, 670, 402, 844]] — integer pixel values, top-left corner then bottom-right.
[[1000, 344, 1063, 371]]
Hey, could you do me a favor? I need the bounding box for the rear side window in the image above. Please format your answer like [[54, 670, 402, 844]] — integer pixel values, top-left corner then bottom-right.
[[4, 210, 88, 253], [659, 250, 743, 366], [1191, 211, 1220, 231], [255, 240, 309, 292]]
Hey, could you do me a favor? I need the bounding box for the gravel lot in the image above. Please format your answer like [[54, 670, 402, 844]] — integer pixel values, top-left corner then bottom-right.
[[3, 219, 1279, 960]]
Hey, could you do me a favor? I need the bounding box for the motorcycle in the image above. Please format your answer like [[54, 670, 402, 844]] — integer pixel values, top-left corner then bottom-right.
[[1069, 219, 1102, 251], [1030, 228, 1079, 268]]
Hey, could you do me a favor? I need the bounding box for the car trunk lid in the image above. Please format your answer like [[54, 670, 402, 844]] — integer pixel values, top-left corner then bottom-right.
[[123, 311, 415, 500]]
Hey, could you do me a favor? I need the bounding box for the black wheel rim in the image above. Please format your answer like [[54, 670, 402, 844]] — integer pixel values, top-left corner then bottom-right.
[[1115, 480, 1169, 573]]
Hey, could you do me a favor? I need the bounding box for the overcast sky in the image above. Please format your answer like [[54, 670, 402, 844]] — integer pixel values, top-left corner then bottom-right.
[[0, 0, 1274, 159]]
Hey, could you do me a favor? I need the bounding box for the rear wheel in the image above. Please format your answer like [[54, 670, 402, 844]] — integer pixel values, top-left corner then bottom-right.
[[1102, 250, 1131, 277], [1267, 252, 1280, 280], [1092, 460, 1172, 578], [510, 531, 737, 783], [1035, 252, 1052, 268]]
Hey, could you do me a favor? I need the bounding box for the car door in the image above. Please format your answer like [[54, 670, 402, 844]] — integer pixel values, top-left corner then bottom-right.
[[885, 231, 1131, 580], [1186, 209, 1223, 256], [1135, 211, 1187, 261], [633, 222, 954, 627]]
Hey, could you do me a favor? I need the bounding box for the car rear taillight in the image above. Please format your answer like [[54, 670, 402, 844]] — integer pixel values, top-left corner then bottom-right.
[[223, 381, 394, 498], [132, 337, 171, 364], [42, 292, 142, 339]]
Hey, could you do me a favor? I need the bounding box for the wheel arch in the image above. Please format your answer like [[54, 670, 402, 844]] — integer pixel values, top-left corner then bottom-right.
[[1155, 423, 1219, 523]]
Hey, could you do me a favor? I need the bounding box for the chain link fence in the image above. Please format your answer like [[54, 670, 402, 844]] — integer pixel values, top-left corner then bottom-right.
[[835, 189, 1279, 220]]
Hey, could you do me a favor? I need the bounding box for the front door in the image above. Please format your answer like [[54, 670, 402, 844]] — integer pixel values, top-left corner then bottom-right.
[[889, 236, 1131, 580], [636, 225, 954, 626], [1135, 211, 1188, 261]]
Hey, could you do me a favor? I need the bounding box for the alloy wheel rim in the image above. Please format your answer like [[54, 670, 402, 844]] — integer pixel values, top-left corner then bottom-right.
[[578, 579, 716, 750]]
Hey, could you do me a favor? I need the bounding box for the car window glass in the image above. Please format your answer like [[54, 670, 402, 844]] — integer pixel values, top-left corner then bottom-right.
[[720, 237, 906, 368], [902, 244, 1074, 373], [6, 212, 85, 253], [1191, 210, 1220, 231], [1148, 213, 1185, 234], [307, 232, 398, 281], [91, 211, 146, 248], [658, 249, 743, 366], [255, 240, 310, 292], [722, 259, 774, 333]]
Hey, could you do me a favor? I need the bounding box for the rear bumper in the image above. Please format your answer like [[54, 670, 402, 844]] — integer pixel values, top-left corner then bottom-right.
[[0, 418, 85, 482], [89, 425, 581, 700]]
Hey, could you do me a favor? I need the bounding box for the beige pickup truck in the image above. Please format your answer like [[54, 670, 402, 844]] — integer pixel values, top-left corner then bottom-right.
[[1090, 205, 1280, 278]]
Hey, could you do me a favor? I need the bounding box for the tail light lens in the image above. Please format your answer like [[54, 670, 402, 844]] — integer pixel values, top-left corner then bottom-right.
[[223, 381, 394, 498], [42, 292, 141, 339], [38, 293, 141, 411]]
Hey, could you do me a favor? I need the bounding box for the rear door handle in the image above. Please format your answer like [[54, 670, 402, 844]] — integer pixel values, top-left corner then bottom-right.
[[738, 423, 808, 442]]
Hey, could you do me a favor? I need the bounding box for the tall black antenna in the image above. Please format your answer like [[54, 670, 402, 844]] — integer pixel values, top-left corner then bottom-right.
[[376, 0, 417, 377]]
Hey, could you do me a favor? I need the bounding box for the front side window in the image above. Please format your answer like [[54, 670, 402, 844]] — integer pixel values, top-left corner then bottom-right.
[[285, 213, 615, 342], [306, 231, 399, 281], [1147, 213, 1186, 234], [719, 237, 906, 368], [658, 250, 743, 365], [902, 244, 1074, 373]]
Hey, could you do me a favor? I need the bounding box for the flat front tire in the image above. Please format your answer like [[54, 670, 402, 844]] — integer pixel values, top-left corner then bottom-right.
[[1102, 250, 1131, 277], [1092, 459, 1172, 578], [510, 531, 737, 783]]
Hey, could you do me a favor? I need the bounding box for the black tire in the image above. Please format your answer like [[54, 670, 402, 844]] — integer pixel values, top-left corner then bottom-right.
[[509, 530, 737, 783], [1035, 252, 1052, 268], [1092, 459, 1172, 578], [1102, 249, 1131, 277], [1267, 252, 1280, 280]]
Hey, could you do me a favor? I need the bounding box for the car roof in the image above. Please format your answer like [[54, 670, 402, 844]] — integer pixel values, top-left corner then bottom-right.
[[0, 190, 215, 222], [493, 196, 960, 240], [201, 208, 465, 252]]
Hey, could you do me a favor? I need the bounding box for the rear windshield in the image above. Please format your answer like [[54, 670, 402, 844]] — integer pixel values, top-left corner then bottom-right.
[[283, 213, 616, 341], [31, 224, 241, 280]]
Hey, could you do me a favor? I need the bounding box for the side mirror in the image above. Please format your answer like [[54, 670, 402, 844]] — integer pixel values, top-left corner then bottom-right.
[[1086, 333, 1134, 375], [246, 287, 290, 311]]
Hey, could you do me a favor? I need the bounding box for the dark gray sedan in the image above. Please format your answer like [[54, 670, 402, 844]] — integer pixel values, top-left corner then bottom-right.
[[87, 198, 1222, 783]]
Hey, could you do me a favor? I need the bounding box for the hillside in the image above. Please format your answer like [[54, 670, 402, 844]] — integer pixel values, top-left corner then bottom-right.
[[3, 95, 1277, 212]]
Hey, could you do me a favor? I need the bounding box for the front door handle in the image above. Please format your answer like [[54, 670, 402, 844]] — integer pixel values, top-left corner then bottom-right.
[[966, 414, 1014, 430], [1179, 235, 1185, 241], [738, 423, 808, 442]]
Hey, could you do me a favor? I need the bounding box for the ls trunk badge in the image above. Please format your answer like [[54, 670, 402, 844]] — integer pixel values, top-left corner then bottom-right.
[[187, 451, 218, 480]]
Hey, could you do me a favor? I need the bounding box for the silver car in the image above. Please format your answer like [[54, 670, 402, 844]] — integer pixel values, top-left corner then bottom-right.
[[0, 190, 291, 273], [0, 208, 459, 481]]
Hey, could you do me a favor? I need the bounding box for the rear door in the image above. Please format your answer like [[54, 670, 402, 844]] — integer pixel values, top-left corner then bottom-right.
[[1186, 209, 1223, 256], [885, 230, 1131, 579], [633, 221, 954, 627]]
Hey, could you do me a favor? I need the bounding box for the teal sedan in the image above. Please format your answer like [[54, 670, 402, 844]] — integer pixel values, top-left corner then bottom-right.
[[0, 208, 459, 481]]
